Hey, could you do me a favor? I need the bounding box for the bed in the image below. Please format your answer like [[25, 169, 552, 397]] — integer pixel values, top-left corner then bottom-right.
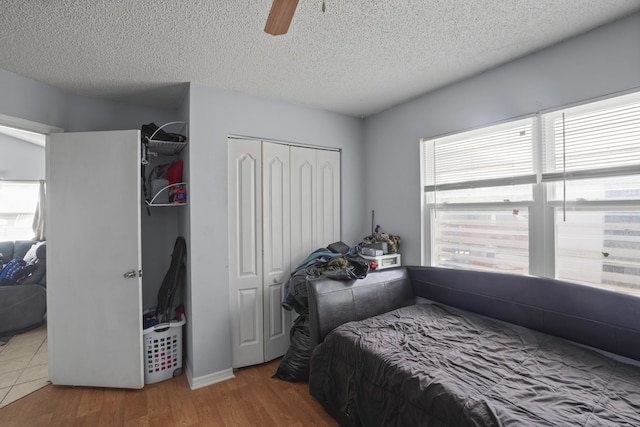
[[307, 266, 640, 426]]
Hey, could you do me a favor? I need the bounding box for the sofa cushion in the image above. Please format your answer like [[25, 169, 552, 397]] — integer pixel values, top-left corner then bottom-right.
[[14, 240, 38, 260], [21, 259, 46, 286], [35, 242, 46, 260], [0, 284, 46, 335], [23, 241, 45, 265], [0, 241, 15, 261]]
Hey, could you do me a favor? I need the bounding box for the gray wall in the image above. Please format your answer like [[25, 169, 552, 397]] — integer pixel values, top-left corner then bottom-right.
[[177, 90, 192, 372], [0, 67, 182, 311], [0, 68, 177, 132], [2, 9, 638, 386], [363, 12, 640, 266], [66, 95, 177, 133], [187, 84, 365, 378], [0, 69, 69, 130], [0, 134, 45, 181], [0, 65, 365, 385]]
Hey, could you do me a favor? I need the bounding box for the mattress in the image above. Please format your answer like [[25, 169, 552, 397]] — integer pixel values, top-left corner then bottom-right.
[[309, 303, 640, 426]]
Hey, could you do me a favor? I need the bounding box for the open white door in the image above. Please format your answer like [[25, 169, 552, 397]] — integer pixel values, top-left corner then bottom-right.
[[46, 130, 143, 388]]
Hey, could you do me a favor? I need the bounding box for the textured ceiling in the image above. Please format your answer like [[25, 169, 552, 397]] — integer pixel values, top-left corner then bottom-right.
[[1, 1, 639, 117]]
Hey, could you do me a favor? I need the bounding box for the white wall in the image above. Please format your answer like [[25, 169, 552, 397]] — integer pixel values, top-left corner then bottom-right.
[[363, 12, 640, 266], [187, 84, 364, 379]]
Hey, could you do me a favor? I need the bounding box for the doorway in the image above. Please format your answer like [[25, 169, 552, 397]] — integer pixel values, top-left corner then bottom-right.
[[0, 116, 61, 407]]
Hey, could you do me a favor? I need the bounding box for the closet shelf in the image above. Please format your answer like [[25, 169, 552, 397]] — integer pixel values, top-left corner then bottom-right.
[[146, 182, 187, 206], [146, 139, 187, 156], [144, 121, 188, 156], [145, 201, 188, 207]]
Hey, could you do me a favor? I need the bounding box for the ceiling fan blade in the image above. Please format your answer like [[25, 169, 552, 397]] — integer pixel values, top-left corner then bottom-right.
[[264, 0, 299, 36]]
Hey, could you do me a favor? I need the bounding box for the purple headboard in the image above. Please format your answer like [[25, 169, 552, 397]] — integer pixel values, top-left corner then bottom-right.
[[408, 266, 640, 362], [307, 266, 640, 362]]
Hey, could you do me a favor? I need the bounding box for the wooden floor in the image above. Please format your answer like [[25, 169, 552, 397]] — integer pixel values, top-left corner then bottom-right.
[[0, 358, 338, 427]]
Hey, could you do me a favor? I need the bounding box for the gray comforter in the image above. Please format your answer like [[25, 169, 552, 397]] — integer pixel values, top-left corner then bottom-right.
[[309, 303, 640, 426]]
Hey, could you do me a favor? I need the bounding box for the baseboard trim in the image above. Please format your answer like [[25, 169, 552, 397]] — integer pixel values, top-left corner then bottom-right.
[[185, 362, 235, 390]]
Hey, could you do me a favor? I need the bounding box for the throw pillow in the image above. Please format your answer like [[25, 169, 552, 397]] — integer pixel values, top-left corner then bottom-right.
[[23, 242, 44, 265]]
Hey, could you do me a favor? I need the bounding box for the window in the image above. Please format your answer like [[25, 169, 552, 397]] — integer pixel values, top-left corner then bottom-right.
[[423, 117, 536, 275], [0, 181, 40, 241], [542, 92, 640, 293], [422, 91, 640, 295]]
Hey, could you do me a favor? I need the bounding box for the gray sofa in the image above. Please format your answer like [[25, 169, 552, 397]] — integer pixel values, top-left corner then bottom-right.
[[0, 240, 47, 337]]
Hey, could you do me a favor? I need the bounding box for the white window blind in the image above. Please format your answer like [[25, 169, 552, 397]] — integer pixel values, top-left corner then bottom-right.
[[422, 91, 640, 294], [422, 118, 535, 275], [424, 117, 536, 192], [542, 92, 640, 182]]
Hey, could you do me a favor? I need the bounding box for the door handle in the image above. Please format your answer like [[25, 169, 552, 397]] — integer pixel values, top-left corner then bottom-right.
[[123, 269, 142, 279]]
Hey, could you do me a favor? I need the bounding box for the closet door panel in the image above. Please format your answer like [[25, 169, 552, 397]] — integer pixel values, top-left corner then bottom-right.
[[266, 284, 285, 343], [228, 139, 264, 368], [262, 142, 291, 361], [316, 150, 341, 246], [290, 146, 317, 269], [238, 289, 259, 344]]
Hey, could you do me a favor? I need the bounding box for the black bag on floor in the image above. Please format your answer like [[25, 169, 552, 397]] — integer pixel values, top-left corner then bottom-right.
[[272, 315, 311, 382]]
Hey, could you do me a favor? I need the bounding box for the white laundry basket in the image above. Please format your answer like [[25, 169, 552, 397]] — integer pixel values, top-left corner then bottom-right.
[[143, 314, 186, 384]]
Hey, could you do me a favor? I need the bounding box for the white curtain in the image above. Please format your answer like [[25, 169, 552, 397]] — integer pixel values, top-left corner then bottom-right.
[[32, 179, 45, 241]]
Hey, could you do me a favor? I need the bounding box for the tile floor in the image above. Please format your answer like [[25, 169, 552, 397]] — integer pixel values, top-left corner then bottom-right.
[[0, 324, 49, 408]]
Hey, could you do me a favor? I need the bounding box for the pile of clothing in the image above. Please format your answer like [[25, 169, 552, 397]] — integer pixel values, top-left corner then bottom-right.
[[274, 233, 401, 382], [0, 241, 46, 287], [274, 244, 370, 382]]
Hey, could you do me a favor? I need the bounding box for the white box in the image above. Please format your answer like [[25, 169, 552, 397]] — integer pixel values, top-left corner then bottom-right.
[[361, 253, 402, 270], [361, 247, 384, 257]]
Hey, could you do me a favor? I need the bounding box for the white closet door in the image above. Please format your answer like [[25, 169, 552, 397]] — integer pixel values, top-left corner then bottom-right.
[[47, 130, 143, 389], [228, 139, 264, 368], [290, 146, 317, 269], [262, 142, 291, 361], [316, 149, 341, 246], [230, 141, 340, 368]]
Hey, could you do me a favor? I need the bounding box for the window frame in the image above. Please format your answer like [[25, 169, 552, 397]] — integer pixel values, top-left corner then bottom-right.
[[421, 90, 640, 295]]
